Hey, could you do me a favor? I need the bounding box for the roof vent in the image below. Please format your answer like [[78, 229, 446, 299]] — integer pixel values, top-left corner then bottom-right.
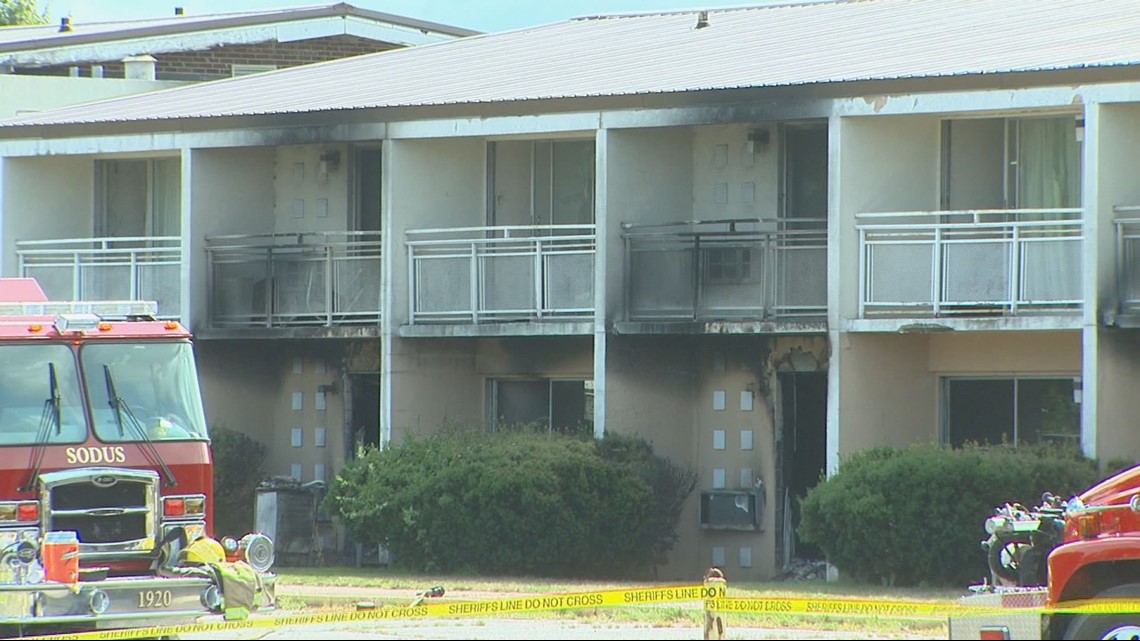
[[695, 11, 709, 29], [58, 17, 72, 33], [122, 54, 157, 81]]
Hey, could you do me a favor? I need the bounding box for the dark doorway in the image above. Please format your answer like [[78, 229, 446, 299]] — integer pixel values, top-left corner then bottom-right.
[[778, 371, 828, 564], [349, 373, 380, 455]]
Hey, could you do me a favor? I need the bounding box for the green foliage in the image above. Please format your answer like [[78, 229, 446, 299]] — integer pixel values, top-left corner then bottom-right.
[[1, 0, 48, 26], [798, 443, 1100, 587], [325, 428, 695, 579], [210, 426, 268, 538]]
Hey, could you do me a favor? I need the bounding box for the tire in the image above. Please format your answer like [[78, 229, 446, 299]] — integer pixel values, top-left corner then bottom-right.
[[987, 535, 1031, 585], [1063, 583, 1140, 640]]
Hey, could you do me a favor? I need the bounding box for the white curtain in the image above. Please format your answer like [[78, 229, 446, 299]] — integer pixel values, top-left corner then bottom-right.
[[1015, 117, 1081, 304]]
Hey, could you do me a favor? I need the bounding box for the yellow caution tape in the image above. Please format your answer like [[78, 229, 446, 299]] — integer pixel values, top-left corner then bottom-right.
[[13, 587, 1140, 640], [15, 583, 724, 641]]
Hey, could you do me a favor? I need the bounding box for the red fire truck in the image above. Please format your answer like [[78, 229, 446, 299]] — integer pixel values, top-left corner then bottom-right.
[[949, 464, 1140, 639], [0, 279, 274, 638]]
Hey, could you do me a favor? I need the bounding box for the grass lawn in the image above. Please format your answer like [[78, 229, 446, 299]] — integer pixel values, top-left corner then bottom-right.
[[274, 566, 961, 637]]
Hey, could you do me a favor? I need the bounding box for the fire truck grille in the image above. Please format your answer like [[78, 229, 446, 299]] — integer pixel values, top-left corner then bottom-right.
[[48, 478, 154, 546]]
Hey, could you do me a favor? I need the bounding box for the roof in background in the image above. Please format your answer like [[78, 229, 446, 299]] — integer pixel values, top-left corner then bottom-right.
[[1, 0, 1137, 129], [0, 3, 478, 50]]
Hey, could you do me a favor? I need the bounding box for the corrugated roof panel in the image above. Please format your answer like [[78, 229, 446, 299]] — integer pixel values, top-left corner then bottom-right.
[[3, 0, 1139, 129]]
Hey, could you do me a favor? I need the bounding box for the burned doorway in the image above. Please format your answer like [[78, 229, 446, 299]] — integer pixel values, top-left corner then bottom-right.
[[777, 371, 827, 567], [348, 373, 380, 455]]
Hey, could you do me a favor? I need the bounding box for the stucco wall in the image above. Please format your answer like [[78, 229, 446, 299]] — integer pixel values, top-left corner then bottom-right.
[[835, 114, 940, 319], [606, 334, 827, 581], [386, 137, 486, 328], [1094, 328, 1140, 465], [0, 155, 94, 279], [604, 127, 694, 319], [196, 340, 347, 484], [273, 144, 351, 234], [186, 147, 275, 332]]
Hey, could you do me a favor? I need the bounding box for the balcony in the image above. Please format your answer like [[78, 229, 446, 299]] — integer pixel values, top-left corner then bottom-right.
[[1114, 208, 1140, 319], [405, 225, 595, 325], [622, 219, 827, 323], [206, 232, 381, 329], [857, 209, 1082, 319], [17, 236, 181, 319]]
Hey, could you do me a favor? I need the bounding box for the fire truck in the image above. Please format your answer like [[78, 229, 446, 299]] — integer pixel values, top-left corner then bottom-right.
[[0, 279, 275, 638], [949, 463, 1140, 640]]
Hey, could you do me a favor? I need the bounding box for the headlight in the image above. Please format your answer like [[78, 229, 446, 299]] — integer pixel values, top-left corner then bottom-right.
[[984, 516, 1009, 535]]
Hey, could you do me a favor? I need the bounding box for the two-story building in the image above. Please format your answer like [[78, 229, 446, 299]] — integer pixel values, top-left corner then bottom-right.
[[1, 0, 1137, 581]]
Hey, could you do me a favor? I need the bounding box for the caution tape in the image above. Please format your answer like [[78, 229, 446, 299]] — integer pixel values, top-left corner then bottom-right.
[[703, 595, 1140, 619], [15, 583, 725, 641], [12, 588, 1140, 640]]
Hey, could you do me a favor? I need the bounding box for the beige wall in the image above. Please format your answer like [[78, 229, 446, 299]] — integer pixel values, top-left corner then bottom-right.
[[691, 123, 780, 220], [187, 147, 275, 332], [604, 127, 694, 318], [605, 334, 828, 581], [273, 144, 351, 234], [839, 330, 1081, 457], [1094, 104, 1140, 311], [388, 336, 592, 443], [1, 156, 94, 277], [386, 138, 485, 327], [0, 75, 185, 119], [1093, 329, 1140, 464], [838, 333, 937, 456], [197, 340, 348, 483], [835, 115, 940, 318]]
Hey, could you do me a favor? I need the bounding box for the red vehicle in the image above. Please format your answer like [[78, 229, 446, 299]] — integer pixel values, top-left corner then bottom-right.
[[950, 464, 1140, 640], [0, 279, 274, 638]]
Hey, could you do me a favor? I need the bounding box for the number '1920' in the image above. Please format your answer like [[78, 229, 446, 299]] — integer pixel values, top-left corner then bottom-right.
[[137, 589, 173, 609]]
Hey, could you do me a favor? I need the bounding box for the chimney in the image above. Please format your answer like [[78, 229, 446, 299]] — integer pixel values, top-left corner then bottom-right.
[[695, 11, 709, 29], [122, 55, 157, 81], [58, 17, 72, 32]]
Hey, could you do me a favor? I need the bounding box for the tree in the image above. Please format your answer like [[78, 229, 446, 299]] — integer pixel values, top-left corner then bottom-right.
[[1, 0, 48, 26]]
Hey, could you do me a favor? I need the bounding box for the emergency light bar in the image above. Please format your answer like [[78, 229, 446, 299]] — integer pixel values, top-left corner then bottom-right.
[[0, 300, 158, 319]]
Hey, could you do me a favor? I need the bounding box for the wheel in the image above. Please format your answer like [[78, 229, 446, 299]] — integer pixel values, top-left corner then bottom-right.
[[986, 535, 1031, 585], [1063, 583, 1140, 640]]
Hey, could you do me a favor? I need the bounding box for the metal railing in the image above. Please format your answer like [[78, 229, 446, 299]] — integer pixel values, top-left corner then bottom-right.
[[1114, 207, 1140, 314], [406, 224, 595, 324], [857, 208, 1083, 317], [206, 231, 381, 328], [17, 236, 181, 319], [622, 218, 827, 321]]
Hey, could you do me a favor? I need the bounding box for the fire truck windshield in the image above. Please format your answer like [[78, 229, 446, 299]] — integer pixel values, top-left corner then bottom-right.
[[0, 344, 86, 445], [81, 342, 209, 442]]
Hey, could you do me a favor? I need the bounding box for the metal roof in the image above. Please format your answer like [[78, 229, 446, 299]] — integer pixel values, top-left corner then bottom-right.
[[0, 3, 477, 50], [2, 0, 1138, 129]]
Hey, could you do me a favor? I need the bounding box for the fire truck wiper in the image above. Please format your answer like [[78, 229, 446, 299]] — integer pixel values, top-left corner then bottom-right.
[[18, 363, 62, 493], [103, 365, 178, 488]]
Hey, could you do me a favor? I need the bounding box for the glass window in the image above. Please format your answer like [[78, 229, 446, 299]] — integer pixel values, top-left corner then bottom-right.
[[944, 377, 1079, 448], [489, 378, 593, 435], [0, 344, 85, 445], [82, 342, 209, 442]]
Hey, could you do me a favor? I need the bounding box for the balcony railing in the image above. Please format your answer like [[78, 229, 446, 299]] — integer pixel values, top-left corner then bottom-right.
[[17, 236, 181, 319], [206, 231, 381, 328], [1115, 208, 1140, 314], [406, 225, 595, 324], [623, 218, 827, 321], [857, 209, 1082, 318]]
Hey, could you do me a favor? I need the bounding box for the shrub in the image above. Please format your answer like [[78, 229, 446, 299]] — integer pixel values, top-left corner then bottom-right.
[[210, 426, 268, 538], [324, 428, 695, 579], [797, 443, 1099, 587]]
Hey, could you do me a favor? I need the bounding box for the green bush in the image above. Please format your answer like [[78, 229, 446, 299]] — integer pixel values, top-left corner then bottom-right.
[[210, 426, 267, 538], [797, 443, 1099, 587], [324, 428, 695, 579]]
